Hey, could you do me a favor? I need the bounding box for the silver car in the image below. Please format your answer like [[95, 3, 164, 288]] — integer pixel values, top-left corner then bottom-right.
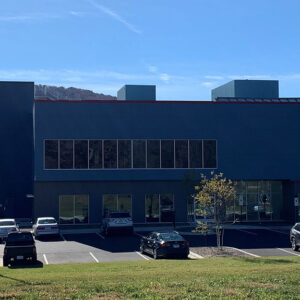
[[0, 219, 19, 241], [32, 217, 60, 238], [102, 210, 133, 235]]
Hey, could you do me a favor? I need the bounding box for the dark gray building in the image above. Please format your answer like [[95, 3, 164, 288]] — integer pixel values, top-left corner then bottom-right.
[[1, 80, 300, 225]]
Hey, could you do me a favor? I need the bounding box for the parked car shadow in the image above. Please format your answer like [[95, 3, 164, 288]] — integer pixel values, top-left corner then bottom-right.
[[35, 235, 63, 242], [62, 232, 141, 253], [6, 260, 44, 269], [182, 229, 291, 249]]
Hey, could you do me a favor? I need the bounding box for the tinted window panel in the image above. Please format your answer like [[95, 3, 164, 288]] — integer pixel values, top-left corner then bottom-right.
[[189, 140, 202, 168], [60, 140, 73, 169], [104, 140, 117, 168], [145, 194, 159, 222], [118, 140, 131, 168], [75, 140, 88, 169], [45, 140, 58, 169], [103, 194, 117, 216], [89, 140, 102, 169], [59, 195, 74, 224], [203, 140, 217, 168], [133, 140, 146, 168], [175, 140, 188, 168], [161, 140, 174, 168], [75, 195, 89, 224], [160, 194, 174, 222], [118, 194, 132, 215], [147, 140, 160, 168]]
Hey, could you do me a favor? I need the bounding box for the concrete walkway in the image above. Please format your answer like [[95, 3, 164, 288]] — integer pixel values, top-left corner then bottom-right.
[[58, 224, 291, 235]]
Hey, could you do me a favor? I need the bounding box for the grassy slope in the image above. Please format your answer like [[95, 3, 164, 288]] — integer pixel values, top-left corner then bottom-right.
[[0, 257, 300, 299]]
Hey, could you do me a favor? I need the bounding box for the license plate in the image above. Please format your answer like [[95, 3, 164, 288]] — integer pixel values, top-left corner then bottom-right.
[[173, 244, 180, 248], [17, 256, 24, 260]]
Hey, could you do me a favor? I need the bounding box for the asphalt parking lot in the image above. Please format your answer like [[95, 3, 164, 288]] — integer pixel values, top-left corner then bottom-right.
[[0, 227, 299, 266]]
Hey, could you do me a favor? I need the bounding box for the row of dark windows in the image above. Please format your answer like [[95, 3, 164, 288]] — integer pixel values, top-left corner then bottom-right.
[[45, 139, 217, 169]]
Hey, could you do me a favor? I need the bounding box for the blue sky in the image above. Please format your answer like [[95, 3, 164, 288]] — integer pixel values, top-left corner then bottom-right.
[[1, 0, 300, 100]]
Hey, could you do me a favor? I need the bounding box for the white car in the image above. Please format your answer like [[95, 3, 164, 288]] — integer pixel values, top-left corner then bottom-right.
[[32, 217, 60, 238], [0, 219, 19, 241], [102, 210, 133, 235]]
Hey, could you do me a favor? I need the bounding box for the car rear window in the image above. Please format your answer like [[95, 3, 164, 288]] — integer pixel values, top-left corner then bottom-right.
[[159, 233, 184, 241], [38, 219, 56, 224], [109, 213, 130, 218], [6, 233, 34, 245], [0, 221, 15, 226]]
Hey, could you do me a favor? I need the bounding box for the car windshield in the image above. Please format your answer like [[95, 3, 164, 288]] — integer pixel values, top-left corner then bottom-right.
[[6, 233, 34, 245], [0, 221, 15, 226], [38, 218, 56, 224], [159, 233, 184, 241], [109, 213, 130, 218]]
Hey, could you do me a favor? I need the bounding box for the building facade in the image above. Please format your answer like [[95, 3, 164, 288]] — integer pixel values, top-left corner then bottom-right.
[[0, 82, 34, 218], [1, 80, 300, 225]]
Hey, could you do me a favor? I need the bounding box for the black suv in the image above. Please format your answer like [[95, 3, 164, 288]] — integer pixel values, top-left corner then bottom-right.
[[3, 232, 37, 266], [290, 223, 300, 251]]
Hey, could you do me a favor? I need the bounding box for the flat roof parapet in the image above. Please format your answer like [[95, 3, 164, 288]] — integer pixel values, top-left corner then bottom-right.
[[215, 97, 300, 103]]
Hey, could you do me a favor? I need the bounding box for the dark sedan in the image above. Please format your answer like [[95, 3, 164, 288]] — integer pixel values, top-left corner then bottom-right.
[[290, 223, 300, 251], [140, 231, 189, 259]]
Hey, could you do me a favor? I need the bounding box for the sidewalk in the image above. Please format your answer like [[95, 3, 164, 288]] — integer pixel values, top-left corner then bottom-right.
[[59, 223, 291, 235]]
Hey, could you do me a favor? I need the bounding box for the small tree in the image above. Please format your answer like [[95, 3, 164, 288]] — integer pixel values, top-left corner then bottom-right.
[[193, 172, 236, 249]]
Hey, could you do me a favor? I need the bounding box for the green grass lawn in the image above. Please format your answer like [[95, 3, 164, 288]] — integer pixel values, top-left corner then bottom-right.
[[0, 257, 300, 299]]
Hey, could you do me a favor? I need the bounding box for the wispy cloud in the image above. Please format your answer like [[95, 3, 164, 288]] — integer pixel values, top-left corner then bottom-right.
[[148, 65, 158, 73], [0, 13, 60, 22], [160, 73, 170, 82], [0, 69, 157, 83], [201, 81, 215, 87], [204, 75, 224, 80], [69, 11, 87, 17], [86, 0, 141, 34]]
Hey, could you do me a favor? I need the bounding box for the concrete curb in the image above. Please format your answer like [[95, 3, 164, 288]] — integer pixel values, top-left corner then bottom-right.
[[58, 225, 291, 235]]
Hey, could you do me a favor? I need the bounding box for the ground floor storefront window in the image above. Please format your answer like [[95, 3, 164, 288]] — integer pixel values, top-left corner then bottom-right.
[[145, 194, 174, 222], [59, 195, 89, 224], [193, 181, 283, 222], [102, 194, 132, 216]]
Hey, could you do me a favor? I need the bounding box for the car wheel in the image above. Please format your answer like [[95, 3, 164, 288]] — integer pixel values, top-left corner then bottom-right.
[[291, 238, 299, 251], [153, 249, 158, 259], [140, 245, 145, 254], [32, 255, 37, 264]]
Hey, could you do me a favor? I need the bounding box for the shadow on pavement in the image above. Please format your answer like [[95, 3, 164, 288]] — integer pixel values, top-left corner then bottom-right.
[[35, 235, 63, 242], [6, 260, 44, 269], [63, 233, 141, 253], [182, 229, 291, 249]]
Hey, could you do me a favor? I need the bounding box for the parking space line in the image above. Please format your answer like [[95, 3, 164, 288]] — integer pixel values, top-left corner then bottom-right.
[[60, 234, 66, 241], [96, 233, 105, 240], [236, 229, 258, 236], [277, 248, 300, 256], [89, 252, 99, 263], [43, 254, 49, 265], [227, 247, 260, 257], [135, 251, 150, 260], [189, 251, 203, 259]]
